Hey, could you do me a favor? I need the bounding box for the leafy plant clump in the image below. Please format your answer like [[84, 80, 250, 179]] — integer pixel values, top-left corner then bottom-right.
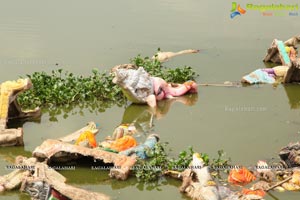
[[18, 53, 198, 110], [133, 143, 231, 182], [18, 69, 124, 109], [134, 143, 169, 182], [131, 55, 198, 83]]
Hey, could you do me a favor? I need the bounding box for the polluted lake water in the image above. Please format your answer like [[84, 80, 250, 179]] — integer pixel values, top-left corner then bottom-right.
[[0, 0, 300, 200]]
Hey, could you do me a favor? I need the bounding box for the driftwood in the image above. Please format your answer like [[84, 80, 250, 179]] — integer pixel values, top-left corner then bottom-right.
[[0, 79, 40, 146], [266, 176, 292, 192], [33, 139, 136, 180], [198, 82, 240, 87]]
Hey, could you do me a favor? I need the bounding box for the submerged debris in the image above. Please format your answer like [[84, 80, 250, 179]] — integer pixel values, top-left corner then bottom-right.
[[228, 167, 256, 185], [279, 141, 300, 168], [21, 161, 110, 200], [152, 49, 200, 62], [264, 35, 299, 65], [120, 134, 159, 159], [33, 139, 136, 180], [112, 65, 197, 107], [101, 135, 137, 152], [112, 66, 154, 105], [0, 156, 110, 200], [0, 79, 40, 146], [180, 153, 221, 200], [243, 35, 299, 84]]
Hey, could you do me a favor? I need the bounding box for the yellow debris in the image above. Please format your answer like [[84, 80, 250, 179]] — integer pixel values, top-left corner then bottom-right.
[[282, 182, 300, 191], [291, 170, 300, 186], [0, 79, 28, 119], [274, 186, 285, 192]]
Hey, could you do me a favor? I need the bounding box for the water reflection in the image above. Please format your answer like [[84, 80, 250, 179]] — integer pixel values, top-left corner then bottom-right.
[[7, 117, 41, 129], [0, 146, 31, 164], [283, 84, 300, 109], [43, 98, 126, 122], [56, 94, 198, 186], [39, 93, 198, 124], [121, 94, 198, 137]]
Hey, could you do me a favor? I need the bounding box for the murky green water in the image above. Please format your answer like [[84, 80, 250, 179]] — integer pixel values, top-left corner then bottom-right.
[[0, 0, 300, 199]]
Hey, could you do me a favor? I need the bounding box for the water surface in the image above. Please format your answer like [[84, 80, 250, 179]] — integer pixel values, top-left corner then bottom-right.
[[0, 0, 299, 199]]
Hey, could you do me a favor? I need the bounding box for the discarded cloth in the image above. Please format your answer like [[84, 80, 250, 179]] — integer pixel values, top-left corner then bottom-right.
[[75, 130, 97, 148], [242, 69, 275, 84], [228, 167, 256, 185], [109, 135, 137, 152]]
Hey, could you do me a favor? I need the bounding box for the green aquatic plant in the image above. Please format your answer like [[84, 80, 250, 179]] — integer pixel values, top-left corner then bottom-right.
[[134, 143, 169, 182], [131, 54, 198, 83], [133, 143, 231, 183], [18, 68, 124, 109], [168, 146, 195, 171], [210, 150, 231, 174], [18, 53, 198, 111]]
